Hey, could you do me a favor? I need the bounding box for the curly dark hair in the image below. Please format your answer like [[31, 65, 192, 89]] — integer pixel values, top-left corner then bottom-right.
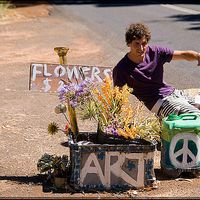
[[125, 23, 151, 45]]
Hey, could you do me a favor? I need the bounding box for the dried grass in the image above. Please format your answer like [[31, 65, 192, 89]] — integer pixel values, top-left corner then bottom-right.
[[0, 0, 13, 18]]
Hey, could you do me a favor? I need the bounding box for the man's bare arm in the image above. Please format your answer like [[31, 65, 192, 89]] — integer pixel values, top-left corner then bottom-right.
[[172, 50, 200, 66]]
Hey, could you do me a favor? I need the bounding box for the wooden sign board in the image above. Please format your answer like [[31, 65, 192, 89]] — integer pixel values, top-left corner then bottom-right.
[[29, 63, 112, 93]]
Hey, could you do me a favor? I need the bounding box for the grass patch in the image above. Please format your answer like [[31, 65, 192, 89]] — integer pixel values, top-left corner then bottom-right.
[[0, 0, 13, 18]]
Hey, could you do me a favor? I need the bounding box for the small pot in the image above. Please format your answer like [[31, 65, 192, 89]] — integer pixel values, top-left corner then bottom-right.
[[53, 177, 67, 189]]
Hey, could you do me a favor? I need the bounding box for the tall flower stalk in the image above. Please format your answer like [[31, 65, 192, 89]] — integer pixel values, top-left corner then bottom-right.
[[56, 78, 95, 138], [67, 100, 79, 136]]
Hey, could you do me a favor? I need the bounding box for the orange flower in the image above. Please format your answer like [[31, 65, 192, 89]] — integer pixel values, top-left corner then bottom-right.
[[117, 128, 129, 139], [65, 123, 70, 135]]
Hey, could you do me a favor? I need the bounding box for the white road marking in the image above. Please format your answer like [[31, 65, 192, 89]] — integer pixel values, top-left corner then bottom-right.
[[161, 4, 200, 15]]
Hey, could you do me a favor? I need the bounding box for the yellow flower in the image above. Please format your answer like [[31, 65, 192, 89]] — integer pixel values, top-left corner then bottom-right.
[[124, 126, 137, 139], [101, 77, 112, 106], [117, 128, 129, 139]]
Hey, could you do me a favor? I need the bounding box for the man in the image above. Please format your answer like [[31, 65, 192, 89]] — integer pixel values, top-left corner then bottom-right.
[[113, 23, 200, 118]]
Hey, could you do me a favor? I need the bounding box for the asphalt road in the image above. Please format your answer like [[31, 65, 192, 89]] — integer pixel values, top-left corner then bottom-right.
[[52, 1, 200, 89]]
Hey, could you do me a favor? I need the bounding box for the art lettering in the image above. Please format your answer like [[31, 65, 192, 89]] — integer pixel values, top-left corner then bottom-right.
[[79, 151, 154, 188]]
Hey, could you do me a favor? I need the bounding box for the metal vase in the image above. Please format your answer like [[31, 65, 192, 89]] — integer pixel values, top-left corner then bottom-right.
[[67, 103, 79, 139]]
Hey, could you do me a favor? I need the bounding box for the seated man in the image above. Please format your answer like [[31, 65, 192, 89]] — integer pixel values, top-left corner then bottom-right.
[[113, 23, 200, 118]]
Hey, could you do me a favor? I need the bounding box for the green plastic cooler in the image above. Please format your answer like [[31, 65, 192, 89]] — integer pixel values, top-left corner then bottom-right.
[[161, 113, 200, 177]]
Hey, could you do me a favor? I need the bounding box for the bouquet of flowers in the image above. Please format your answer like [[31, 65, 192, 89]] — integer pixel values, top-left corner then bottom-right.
[[48, 76, 161, 142], [79, 76, 161, 142]]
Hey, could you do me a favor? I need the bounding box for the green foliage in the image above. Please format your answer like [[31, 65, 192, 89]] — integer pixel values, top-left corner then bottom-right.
[[133, 114, 161, 142], [0, 1, 12, 18], [37, 153, 70, 177]]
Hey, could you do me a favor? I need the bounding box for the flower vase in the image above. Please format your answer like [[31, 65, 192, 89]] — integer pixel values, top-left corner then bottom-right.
[[67, 103, 79, 139], [97, 126, 122, 144], [97, 124, 114, 144]]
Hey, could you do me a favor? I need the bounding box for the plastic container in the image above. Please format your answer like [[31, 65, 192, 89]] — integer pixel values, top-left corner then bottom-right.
[[161, 113, 200, 177]]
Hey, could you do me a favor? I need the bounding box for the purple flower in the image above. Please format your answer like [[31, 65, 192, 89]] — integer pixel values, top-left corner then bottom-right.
[[69, 100, 78, 108], [57, 78, 95, 108], [105, 124, 118, 136]]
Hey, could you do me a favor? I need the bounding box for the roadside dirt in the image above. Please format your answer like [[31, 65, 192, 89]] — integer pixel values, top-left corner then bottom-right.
[[0, 2, 200, 198]]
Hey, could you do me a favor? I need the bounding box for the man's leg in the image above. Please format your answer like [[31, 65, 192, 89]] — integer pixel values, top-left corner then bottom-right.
[[192, 103, 200, 110], [157, 97, 200, 118]]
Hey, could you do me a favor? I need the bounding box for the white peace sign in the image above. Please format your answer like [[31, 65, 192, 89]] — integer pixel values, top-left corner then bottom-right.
[[169, 133, 200, 169]]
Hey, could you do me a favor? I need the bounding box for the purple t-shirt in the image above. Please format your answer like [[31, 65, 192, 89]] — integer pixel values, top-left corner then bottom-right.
[[112, 45, 175, 110]]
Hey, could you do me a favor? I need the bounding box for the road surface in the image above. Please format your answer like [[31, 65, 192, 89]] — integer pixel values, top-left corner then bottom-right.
[[53, 1, 200, 89]]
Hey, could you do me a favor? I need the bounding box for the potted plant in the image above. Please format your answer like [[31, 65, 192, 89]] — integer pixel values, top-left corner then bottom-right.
[[37, 153, 70, 189], [46, 76, 161, 190]]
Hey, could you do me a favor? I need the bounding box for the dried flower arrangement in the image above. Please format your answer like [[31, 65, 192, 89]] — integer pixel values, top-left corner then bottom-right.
[[48, 76, 161, 143]]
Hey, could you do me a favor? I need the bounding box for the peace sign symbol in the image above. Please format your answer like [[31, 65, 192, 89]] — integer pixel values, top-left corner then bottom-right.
[[169, 133, 200, 169]]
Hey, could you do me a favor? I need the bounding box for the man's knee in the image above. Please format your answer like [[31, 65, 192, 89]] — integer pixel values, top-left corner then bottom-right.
[[193, 103, 200, 110]]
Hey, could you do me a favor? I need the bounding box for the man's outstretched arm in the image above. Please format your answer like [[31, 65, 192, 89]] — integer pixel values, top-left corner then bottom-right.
[[172, 50, 200, 66]]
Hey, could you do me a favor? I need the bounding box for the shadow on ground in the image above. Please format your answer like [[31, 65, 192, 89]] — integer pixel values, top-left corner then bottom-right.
[[10, 0, 49, 7], [155, 168, 200, 181], [0, 175, 42, 185], [169, 14, 200, 30], [48, 0, 200, 6], [10, 0, 200, 7]]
